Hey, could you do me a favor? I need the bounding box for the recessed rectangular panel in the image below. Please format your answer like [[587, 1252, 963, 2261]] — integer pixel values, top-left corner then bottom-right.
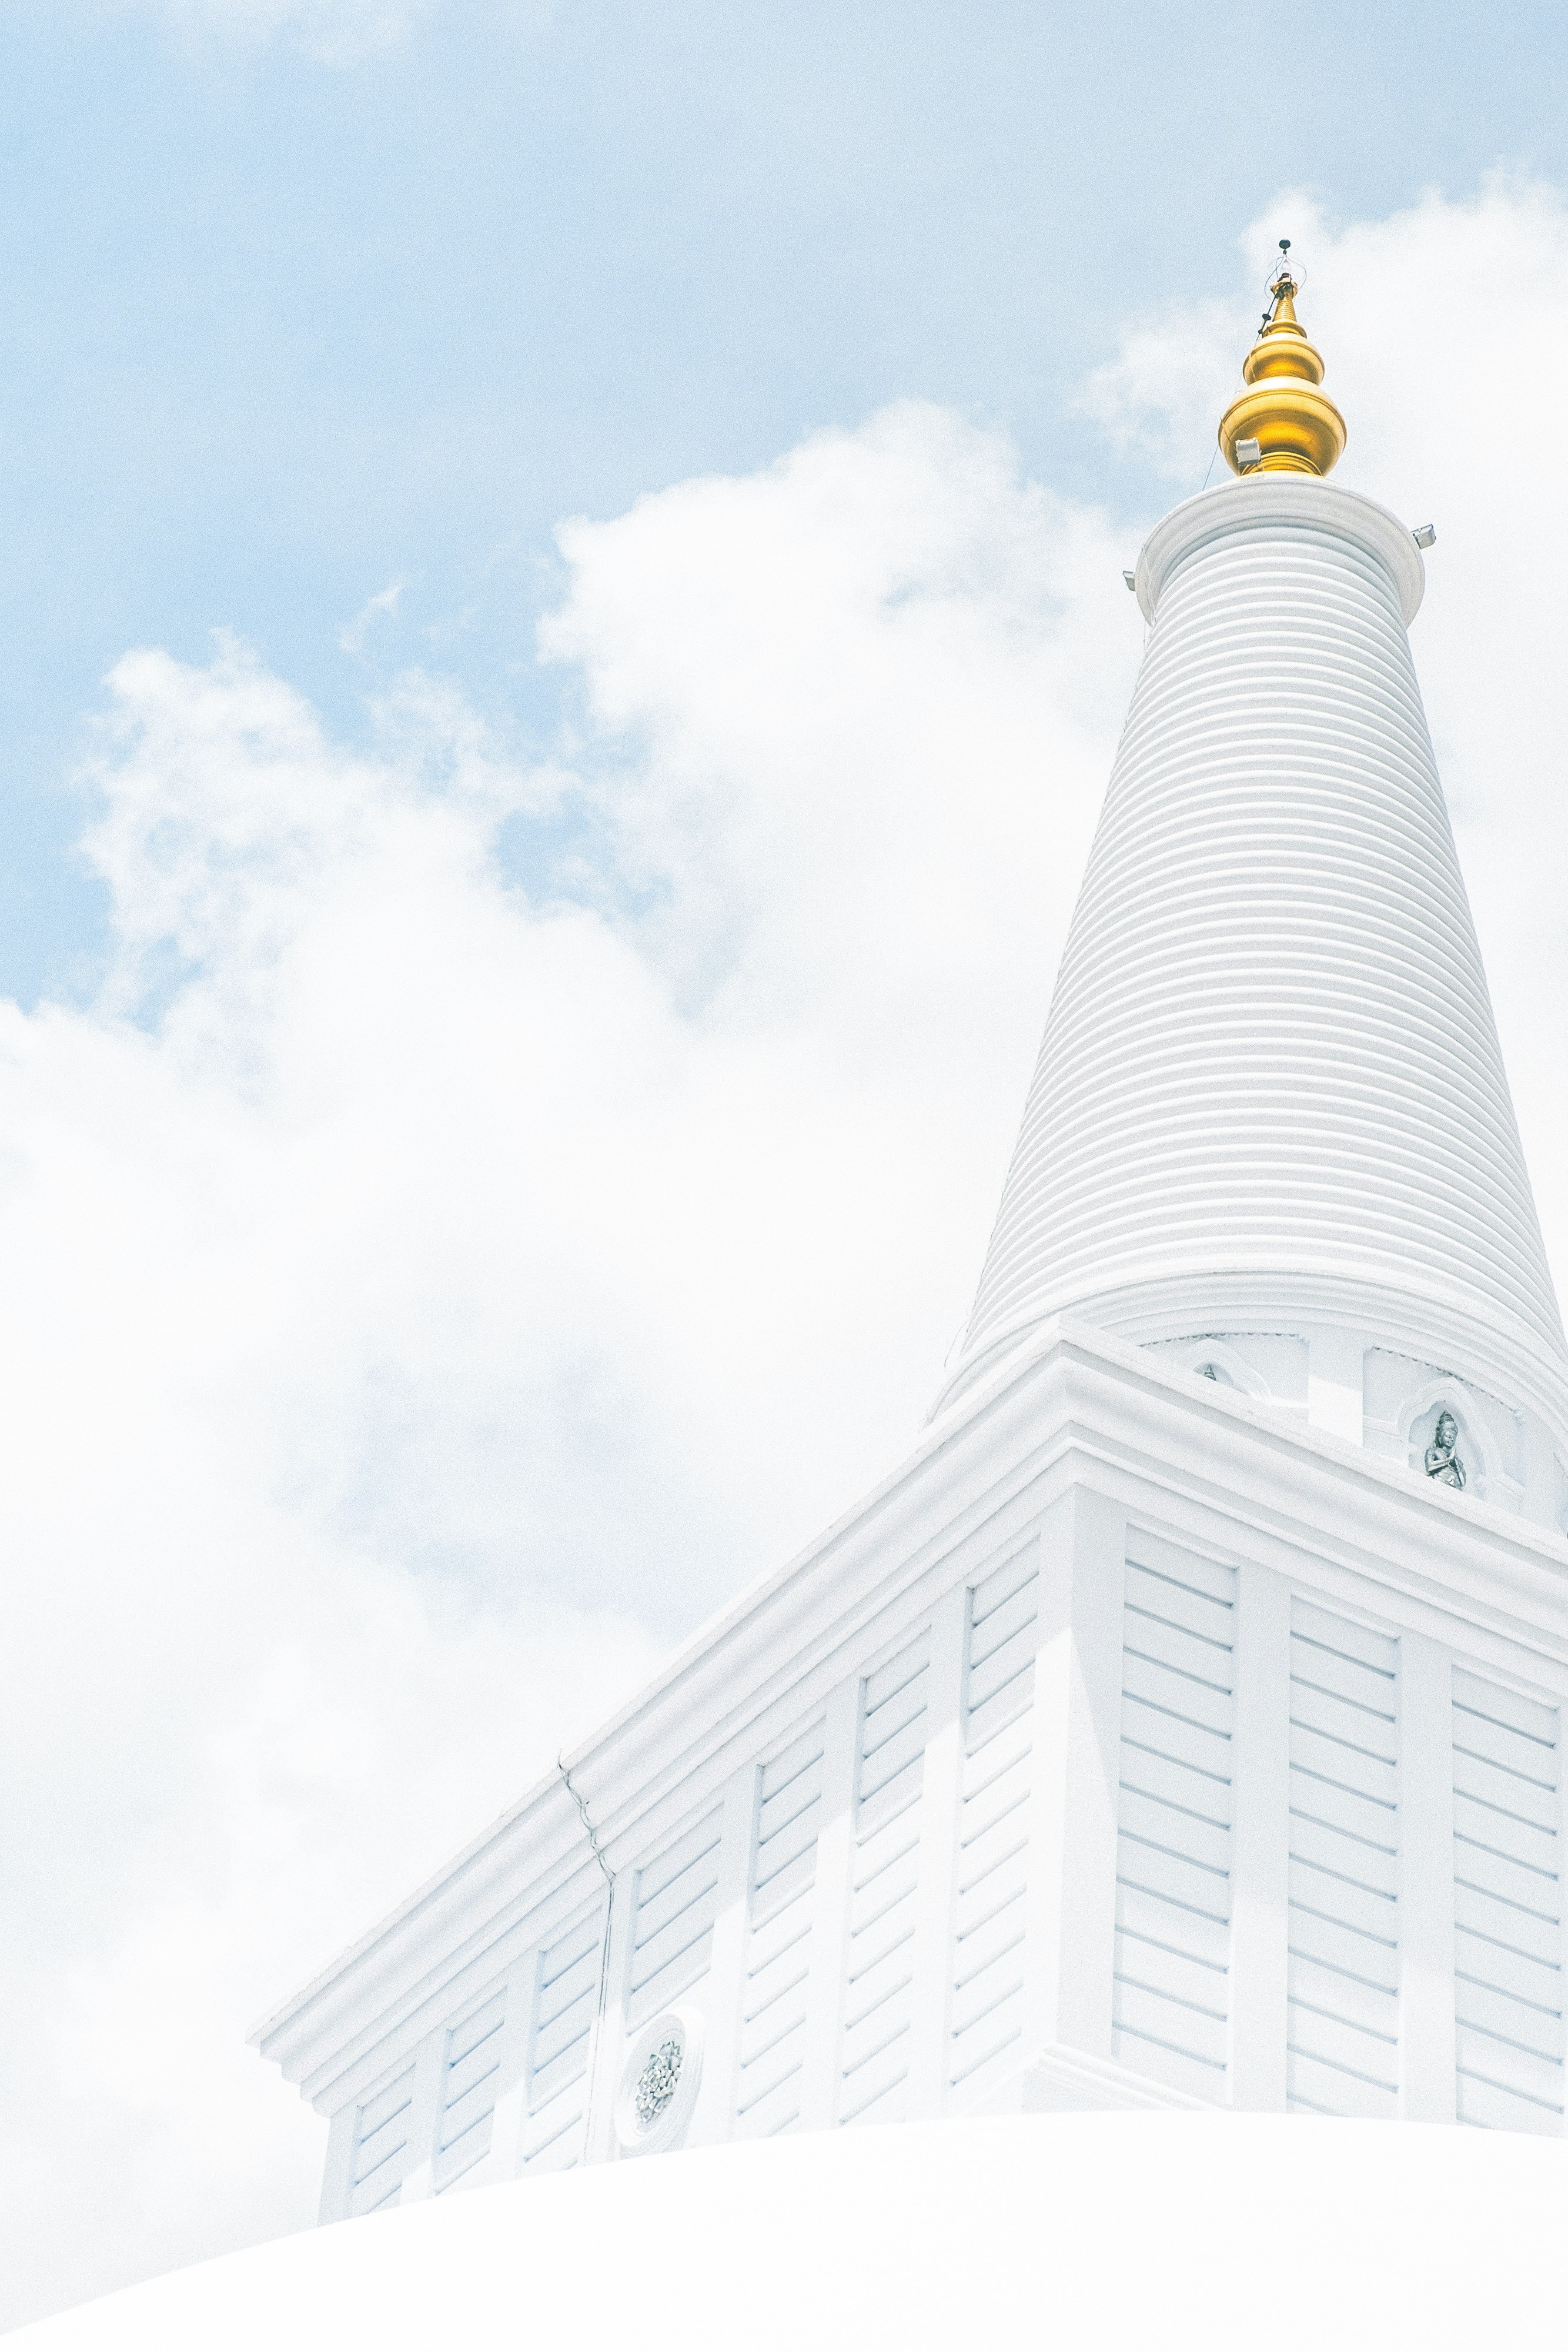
[[521, 1901, 607, 2174], [837, 1630, 930, 2126], [734, 1714, 827, 2141], [949, 1548, 1040, 2101], [1113, 1538, 1236, 2103], [1453, 1669, 1564, 2136], [349, 2059, 416, 2216], [433, 1984, 507, 2193], [1287, 1600, 1399, 2119], [626, 1808, 724, 2027]]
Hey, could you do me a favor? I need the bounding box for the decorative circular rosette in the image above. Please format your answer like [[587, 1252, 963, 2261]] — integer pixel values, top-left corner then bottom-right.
[[613, 2005, 706, 2157]]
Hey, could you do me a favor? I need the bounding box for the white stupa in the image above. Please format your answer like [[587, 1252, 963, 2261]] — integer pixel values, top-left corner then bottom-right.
[[22, 258, 1568, 2346]]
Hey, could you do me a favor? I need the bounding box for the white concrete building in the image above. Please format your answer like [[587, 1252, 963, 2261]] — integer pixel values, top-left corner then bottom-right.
[[252, 263, 1568, 2216]]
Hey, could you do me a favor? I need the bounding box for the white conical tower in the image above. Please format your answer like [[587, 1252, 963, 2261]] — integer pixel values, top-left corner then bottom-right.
[[941, 268, 1568, 1497]]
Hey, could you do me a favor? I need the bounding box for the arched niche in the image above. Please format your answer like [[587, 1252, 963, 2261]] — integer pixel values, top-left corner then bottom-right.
[[1397, 1375, 1502, 1501], [1173, 1338, 1270, 1404]]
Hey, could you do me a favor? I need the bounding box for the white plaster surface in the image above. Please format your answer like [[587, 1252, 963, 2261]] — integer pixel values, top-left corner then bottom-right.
[[16, 2112, 1568, 2348], [947, 477, 1568, 1440], [256, 1318, 1568, 2202]]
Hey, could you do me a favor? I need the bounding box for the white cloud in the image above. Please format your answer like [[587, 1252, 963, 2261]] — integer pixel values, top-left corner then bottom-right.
[[0, 402, 1129, 2326], [15, 180, 1568, 2330], [339, 577, 406, 656]]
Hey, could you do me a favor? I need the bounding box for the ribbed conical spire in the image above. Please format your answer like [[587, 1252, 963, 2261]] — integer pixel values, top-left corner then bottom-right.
[[941, 475, 1568, 1454], [1218, 256, 1346, 478]]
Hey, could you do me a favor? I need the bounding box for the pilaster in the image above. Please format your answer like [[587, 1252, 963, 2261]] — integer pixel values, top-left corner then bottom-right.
[[1229, 1558, 1292, 2109], [690, 1760, 757, 2142], [1400, 1630, 1457, 2122], [316, 2103, 355, 2226], [1307, 1325, 1365, 1447], [487, 1950, 541, 2180], [795, 1673, 861, 2130], [904, 1580, 969, 2114], [1049, 1484, 1128, 2061], [1019, 1491, 1075, 2055], [583, 1868, 633, 2163], [389, 2032, 444, 2204]]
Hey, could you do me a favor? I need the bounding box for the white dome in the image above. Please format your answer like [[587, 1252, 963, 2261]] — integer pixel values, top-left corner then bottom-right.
[[17, 2113, 1568, 2348], [944, 478, 1568, 1432]]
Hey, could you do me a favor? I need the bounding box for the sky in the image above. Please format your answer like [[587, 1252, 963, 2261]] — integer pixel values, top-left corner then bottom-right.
[[6, 0, 1568, 2333]]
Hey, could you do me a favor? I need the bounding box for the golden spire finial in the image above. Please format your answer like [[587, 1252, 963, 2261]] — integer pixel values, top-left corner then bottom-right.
[[1218, 241, 1347, 478]]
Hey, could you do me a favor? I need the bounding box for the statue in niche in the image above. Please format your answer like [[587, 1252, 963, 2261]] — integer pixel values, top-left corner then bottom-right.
[[1424, 1409, 1466, 1490]]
